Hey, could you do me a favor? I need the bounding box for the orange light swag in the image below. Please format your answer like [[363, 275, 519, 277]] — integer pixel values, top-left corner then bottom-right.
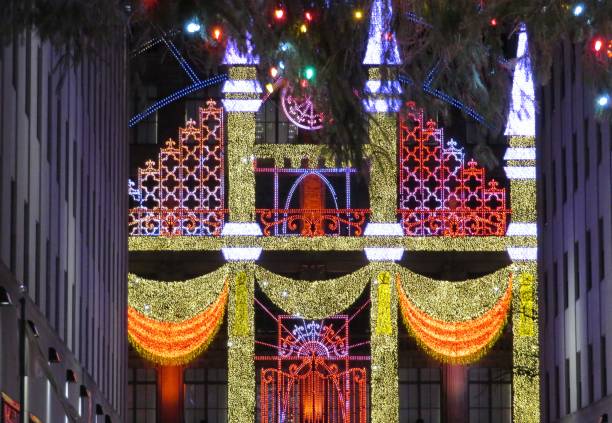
[[397, 274, 512, 364], [128, 281, 229, 365]]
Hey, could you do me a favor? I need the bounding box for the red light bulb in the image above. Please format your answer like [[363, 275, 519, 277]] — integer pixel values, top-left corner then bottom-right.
[[274, 7, 285, 20], [212, 27, 222, 41], [490, 18, 497, 26], [270, 67, 279, 78], [305, 11, 313, 21], [593, 38, 603, 52]]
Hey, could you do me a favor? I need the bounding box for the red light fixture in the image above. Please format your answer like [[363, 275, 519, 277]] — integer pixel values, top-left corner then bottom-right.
[[593, 37, 604, 52], [269, 66, 279, 78], [305, 11, 313, 21], [274, 7, 285, 20], [490, 18, 497, 26], [212, 27, 222, 41]]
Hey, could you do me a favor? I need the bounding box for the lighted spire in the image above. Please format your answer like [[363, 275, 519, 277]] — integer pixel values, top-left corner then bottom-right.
[[222, 33, 259, 65], [362, 0, 401, 65], [504, 24, 535, 137]]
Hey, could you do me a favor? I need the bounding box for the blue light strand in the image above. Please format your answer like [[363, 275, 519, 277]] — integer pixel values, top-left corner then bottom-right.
[[397, 64, 494, 130], [130, 30, 180, 58], [128, 74, 228, 127], [162, 38, 200, 83]]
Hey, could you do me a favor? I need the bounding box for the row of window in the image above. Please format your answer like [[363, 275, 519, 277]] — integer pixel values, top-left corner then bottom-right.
[[128, 367, 512, 423]]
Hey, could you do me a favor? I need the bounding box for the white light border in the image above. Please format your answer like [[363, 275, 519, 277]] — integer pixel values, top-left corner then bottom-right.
[[221, 247, 263, 262], [364, 247, 404, 262]]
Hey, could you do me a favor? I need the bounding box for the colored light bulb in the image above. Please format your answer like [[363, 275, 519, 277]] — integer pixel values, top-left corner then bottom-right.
[[597, 94, 609, 107], [573, 3, 584, 16], [266, 83, 275, 93], [185, 20, 201, 34], [305, 11, 313, 21], [300, 23, 308, 33], [274, 7, 285, 19], [354, 9, 363, 20], [490, 18, 497, 26], [270, 67, 279, 78], [594, 38, 603, 52], [212, 27, 222, 40], [304, 66, 315, 80]]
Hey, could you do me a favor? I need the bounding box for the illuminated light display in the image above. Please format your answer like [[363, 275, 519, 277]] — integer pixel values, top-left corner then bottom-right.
[[221, 80, 263, 93], [505, 24, 536, 137], [253, 144, 333, 168], [397, 274, 512, 364], [365, 80, 403, 94], [223, 35, 259, 65], [503, 147, 536, 160], [128, 268, 228, 321], [399, 103, 509, 236], [504, 166, 536, 179], [280, 85, 325, 130], [163, 38, 200, 82], [222, 247, 263, 261], [255, 167, 368, 236], [363, 223, 403, 236], [507, 247, 538, 261], [368, 113, 398, 222], [129, 100, 226, 236], [362, 98, 402, 113], [506, 223, 537, 236], [363, 0, 401, 65], [127, 281, 228, 365], [128, 74, 227, 127], [364, 247, 404, 261], [221, 222, 263, 236], [222, 98, 263, 112], [256, 264, 371, 319], [227, 113, 257, 222], [258, 313, 368, 423]]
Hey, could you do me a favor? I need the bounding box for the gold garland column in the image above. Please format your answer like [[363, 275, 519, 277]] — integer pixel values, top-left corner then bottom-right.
[[370, 266, 399, 423], [506, 135, 540, 423], [227, 264, 255, 423]]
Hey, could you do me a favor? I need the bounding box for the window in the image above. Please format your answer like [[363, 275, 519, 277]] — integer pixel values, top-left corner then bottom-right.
[[574, 242, 580, 301], [256, 98, 298, 145], [127, 368, 157, 423], [552, 161, 557, 215], [572, 132, 578, 191], [562, 147, 567, 203], [586, 230, 592, 291], [599, 218, 605, 281], [576, 351, 582, 409], [563, 252, 569, 309], [554, 260, 559, 317], [184, 367, 228, 423], [584, 118, 590, 180], [603, 336, 608, 397], [468, 368, 511, 423], [565, 358, 571, 414], [588, 344, 594, 405], [399, 367, 441, 423]]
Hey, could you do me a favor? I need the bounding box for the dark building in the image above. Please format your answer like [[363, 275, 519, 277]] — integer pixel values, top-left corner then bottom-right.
[[537, 39, 612, 422], [0, 31, 128, 421]]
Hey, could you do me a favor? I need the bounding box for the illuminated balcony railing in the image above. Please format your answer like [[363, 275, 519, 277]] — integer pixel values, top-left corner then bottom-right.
[[129, 208, 226, 236], [398, 209, 510, 237], [255, 209, 370, 237]]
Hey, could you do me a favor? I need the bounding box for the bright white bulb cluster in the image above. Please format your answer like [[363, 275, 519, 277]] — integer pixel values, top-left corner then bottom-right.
[[364, 247, 404, 261], [222, 99, 262, 112], [506, 223, 537, 236], [221, 80, 263, 94], [363, 223, 404, 236], [221, 247, 263, 261], [503, 147, 536, 161], [221, 222, 263, 236], [504, 166, 536, 180], [363, 98, 401, 113], [507, 247, 538, 261], [365, 80, 402, 95], [222, 36, 259, 65]]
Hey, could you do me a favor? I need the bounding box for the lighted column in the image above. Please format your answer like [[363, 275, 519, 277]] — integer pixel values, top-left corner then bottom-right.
[[221, 38, 263, 231], [504, 24, 540, 423], [370, 269, 399, 423], [157, 366, 184, 423], [227, 264, 256, 423]]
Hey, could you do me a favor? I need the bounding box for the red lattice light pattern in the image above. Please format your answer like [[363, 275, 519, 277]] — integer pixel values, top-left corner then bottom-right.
[[399, 103, 509, 236], [129, 100, 225, 236]]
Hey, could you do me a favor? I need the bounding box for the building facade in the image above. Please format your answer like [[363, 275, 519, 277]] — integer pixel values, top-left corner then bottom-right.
[[0, 31, 128, 421], [537, 39, 612, 422]]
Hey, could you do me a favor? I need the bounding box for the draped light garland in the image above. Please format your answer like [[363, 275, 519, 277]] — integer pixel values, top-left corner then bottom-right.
[[128, 267, 227, 321], [127, 280, 228, 365], [255, 265, 371, 319], [397, 271, 513, 364]]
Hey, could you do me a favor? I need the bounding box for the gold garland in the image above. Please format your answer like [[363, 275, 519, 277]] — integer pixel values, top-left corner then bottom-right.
[[253, 144, 335, 168], [510, 180, 537, 223], [128, 267, 227, 321], [227, 112, 257, 222], [398, 266, 512, 321], [129, 234, 536, 252], [255, 265, 371, 319]]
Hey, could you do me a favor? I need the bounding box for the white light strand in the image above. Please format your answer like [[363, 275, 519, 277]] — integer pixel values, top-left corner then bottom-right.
[[504, 166, 536, 179], [506, 223, 538, 236], [364, 223, 404, 236], [363, 0, 401, 65], [221, 222, 263, 236], [363, 98, 401, 113], [222, 36, 259, 65], [507, 247, 538, 261], [221, 80, 263, 94], [222, 99, 262, 112], [221, 247, 263, 261], [505, 24, 536, 137], [503, 147, 536, 161], [365, 80, 403, 95], [364, 247, 404, 261]]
